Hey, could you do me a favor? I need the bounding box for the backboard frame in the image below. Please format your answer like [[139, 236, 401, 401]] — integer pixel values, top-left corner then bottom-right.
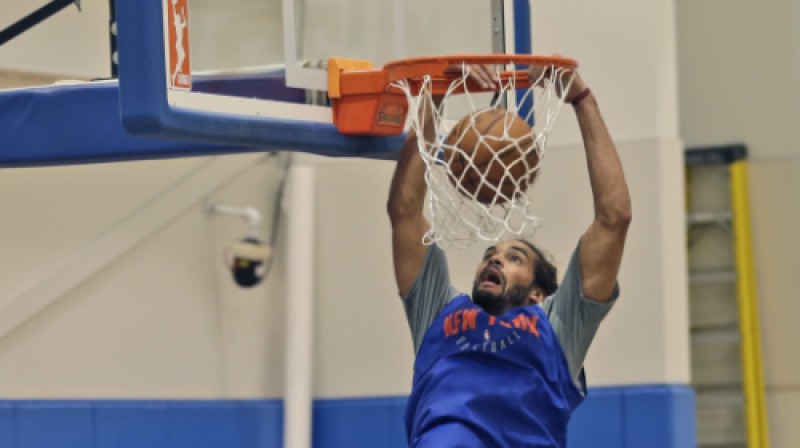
[[115, 0, 531, 157]]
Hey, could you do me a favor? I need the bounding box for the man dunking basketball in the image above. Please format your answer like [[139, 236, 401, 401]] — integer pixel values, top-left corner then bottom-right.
[[387, 64, 632, 447]]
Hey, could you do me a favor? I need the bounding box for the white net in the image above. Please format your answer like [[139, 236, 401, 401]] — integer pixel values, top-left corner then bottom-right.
[[392, 61, 576, 249]]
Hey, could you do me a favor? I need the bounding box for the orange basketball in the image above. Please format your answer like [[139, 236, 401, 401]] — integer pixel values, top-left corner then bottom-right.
[[443, 108, 539, 204]]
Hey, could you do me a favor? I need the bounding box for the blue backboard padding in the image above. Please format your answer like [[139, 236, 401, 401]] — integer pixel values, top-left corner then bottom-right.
[[0, 80, 402, 167], [0, 386, 694, 447], [0, 82, 231, 167], [313, 396, 408, 448]]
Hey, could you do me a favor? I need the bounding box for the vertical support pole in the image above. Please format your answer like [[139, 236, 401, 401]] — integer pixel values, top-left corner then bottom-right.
[[729, 160, 770, 448], [490, 0, 505, 54], [513, 0, 533, 125], [512, 0, 531, 55], [490, 0, 507, 109], [284, 165, 315, 448]]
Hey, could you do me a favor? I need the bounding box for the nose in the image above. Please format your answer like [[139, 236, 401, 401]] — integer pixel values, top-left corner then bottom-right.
[[488, 255, 502, 268]]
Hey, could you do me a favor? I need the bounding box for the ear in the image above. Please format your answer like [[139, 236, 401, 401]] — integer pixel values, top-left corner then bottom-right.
[[529, 287, 546, 305]]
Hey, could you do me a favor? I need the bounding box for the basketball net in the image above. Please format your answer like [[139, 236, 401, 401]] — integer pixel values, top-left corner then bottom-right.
[[392, 63, 576, 249]]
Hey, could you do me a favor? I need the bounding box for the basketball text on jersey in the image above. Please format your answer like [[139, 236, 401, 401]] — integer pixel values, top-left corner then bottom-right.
[[442, 308, 541, 354]]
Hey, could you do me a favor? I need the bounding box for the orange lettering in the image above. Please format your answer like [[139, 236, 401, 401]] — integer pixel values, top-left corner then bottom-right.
[[489, 316, 496, 326], [453, 310, 462, 333], [529, 315, 540, 338], [461, 309, 478, 331], [443, 314, 454, 337], [512, 315, 527, 332], [499, 320, 512, 328]]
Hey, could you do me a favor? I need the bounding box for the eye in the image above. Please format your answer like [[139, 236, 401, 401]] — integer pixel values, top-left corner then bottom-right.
[[511, 255, 522, 265]]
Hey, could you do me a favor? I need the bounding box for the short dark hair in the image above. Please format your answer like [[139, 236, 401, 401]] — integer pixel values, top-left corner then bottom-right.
[[516, 239, 558, 296]]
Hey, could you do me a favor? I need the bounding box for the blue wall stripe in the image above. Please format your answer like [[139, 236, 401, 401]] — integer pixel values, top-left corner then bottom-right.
[[0, 385, 694, 448], [568, 387, 625, 447], [16, 401, 94, 448], [0, 402, 14, 447], [313, 396, 407, 448], [569, 384, 696, 448], [95, 401, 169, 448], [623, 385, 697, 448], [165, 401, 280, 448]]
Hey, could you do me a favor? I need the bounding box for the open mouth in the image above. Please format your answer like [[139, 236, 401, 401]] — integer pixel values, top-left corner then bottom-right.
[[480, 266, 504, 288]]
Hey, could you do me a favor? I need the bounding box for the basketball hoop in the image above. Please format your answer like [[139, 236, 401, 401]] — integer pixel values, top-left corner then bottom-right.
[[329, 55, 578, 249]]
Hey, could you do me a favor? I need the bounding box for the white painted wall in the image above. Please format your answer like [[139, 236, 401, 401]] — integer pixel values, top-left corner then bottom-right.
[[677, 0, 800, 159], [0, 1, 110, 78], [532, 0, 680, 143], [746, 161, 800, 447], [0, 155, 290, 398]]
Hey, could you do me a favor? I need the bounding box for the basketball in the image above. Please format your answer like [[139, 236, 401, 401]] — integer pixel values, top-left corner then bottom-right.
[[443, 108, 539, 204]]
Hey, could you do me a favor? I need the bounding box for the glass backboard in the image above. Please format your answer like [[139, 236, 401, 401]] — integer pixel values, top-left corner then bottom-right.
[[116, 0, 528, 157]]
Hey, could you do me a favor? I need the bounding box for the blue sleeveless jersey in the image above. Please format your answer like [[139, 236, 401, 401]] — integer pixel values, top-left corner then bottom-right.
[[405, 294, 584, 447]]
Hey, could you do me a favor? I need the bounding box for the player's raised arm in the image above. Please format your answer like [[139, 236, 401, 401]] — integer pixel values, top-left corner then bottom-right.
[[387, 96, 437, 297], [567, 74, 632, 303]]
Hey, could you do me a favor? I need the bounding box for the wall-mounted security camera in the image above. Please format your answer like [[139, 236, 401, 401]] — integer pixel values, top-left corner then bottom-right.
[[227, 237, 272, 288], [207, 202, 272, 288]]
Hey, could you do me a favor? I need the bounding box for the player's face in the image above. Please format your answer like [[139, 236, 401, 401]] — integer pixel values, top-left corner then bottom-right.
[[472, 240, 540, 315]]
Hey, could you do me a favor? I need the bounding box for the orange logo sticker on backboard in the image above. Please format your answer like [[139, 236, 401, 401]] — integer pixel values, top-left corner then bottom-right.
[[167, 0, 191, 90]]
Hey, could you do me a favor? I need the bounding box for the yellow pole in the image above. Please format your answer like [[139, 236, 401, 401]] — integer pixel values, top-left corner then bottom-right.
[[729, 160, 770, 448]]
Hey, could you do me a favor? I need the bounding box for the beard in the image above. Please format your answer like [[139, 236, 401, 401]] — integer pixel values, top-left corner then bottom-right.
[[472, 281, 535, 316]]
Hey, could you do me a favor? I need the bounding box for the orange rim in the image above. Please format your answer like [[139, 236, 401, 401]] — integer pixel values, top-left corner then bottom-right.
[[383, 54, 577, 94]]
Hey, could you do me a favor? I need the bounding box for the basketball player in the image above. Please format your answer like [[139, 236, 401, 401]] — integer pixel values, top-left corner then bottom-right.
[[387, 65, 632, 447]]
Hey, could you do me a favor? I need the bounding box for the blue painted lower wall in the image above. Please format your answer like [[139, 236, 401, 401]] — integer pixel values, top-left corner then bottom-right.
[[0, 385, 694, 447], [568, 385, 697, 448]]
